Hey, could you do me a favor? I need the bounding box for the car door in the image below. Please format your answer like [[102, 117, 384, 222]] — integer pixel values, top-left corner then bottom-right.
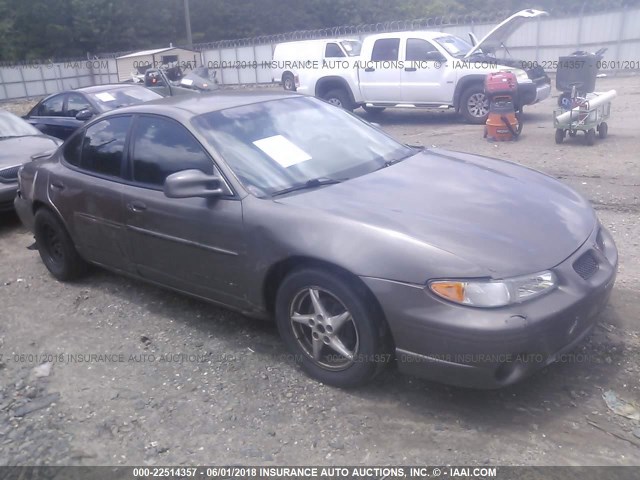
[[26, 94, 67, 139], [401, 38, 455, 104], [122, 114, 248, 308], [48, 116, 133, 272], [359, 37, 403, 103]]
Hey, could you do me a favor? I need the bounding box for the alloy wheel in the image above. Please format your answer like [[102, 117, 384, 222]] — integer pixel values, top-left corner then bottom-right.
[[289, 287, 359, 371]]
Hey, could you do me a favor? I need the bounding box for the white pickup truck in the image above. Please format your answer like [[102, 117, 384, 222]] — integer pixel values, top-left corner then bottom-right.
[[295, 9, 551, 123]]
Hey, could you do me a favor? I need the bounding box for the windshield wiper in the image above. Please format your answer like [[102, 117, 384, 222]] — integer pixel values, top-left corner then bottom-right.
[[375, 150, 420, 171], [271, 177, 343, 197]]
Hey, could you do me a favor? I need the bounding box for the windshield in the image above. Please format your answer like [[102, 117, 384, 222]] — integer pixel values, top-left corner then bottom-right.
[[88, 86, 162, 112], [340, 40, 362, 57], [192, 96, 413, 197], [0, 110, 41, 138], [434, 35, 474, 58]]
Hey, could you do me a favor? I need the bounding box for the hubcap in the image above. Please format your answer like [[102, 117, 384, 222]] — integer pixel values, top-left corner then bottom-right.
[[327, 98, 342, 107], [284, 77, 293, 90], [289, 287, 358, 370], [467, 93, 489, 117], [42, 224, 64, 264]]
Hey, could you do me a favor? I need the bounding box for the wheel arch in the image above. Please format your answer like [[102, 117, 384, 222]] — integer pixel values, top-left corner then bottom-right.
[[262, 256, 392, 345], [315, 77, 356, 105], [453, 74, 486, 111]]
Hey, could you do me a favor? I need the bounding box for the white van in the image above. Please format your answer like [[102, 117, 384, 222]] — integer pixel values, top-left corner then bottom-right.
[[270, 38, 361, 90]]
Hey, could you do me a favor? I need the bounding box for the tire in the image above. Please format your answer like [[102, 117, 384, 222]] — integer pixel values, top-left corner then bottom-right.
[[282, 72, 295, 91], [322, 88, 353, 111], [34, 208, 88, 281], [598, 122, 608, 139], [362, 105, 386, 115], [275, 268, 391, 388], [555, 129, 565, 144], [459, 84, 489, 124], [585, 128, 596, 146]]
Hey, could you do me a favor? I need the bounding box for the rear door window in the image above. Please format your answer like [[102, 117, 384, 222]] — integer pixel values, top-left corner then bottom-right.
[[38, 95, 65, 116], [80, 116, 132, 178], [371, 38, 400, 61]]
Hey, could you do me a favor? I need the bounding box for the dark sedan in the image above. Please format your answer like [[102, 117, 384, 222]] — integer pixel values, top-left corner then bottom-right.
[[23, 84, 162, 140], [14, 93, 618, 388], [0, 110, 62, 212]]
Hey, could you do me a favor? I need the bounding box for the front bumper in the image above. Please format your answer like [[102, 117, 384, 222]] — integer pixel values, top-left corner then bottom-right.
[[519, 80, 551, 106], [362, 225, 617, 389]]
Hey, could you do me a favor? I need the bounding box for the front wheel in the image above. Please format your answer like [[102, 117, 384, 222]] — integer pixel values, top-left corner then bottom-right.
[[585, 128, 596, 146], [322, 89, 354, 111], [460, 85, 489, 124], [34, 208, 88, 281], [275, 268, 391, 388], [598, 122, 608, 139], [555, 129, 565, 144]]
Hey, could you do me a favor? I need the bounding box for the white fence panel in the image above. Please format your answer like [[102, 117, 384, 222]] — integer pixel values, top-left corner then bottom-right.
[[1, 7, 639, 99]]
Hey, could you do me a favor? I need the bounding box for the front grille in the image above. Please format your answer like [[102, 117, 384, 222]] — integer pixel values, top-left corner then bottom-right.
[[573, 250, 599, 280], [0, 165, 21, 183]]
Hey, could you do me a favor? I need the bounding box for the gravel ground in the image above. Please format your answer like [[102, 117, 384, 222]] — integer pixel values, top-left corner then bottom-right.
[[1, 75, 640, 467]]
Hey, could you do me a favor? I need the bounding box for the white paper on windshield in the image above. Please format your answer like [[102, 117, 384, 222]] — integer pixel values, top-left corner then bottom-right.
[[181, 78, 194, 86], [253, 135, 311, 168], [95, 92, 116, 102]]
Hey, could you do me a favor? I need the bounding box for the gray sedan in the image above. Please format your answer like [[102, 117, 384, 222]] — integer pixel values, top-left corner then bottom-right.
[[14, 92, 618, 388]]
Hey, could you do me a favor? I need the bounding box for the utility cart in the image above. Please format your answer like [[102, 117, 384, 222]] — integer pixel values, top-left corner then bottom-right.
[[554, 89, 613, 146]]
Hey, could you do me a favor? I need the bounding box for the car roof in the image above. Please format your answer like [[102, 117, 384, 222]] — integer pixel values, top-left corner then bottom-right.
[[75, 84, 150, 94], [365, 31, 453, 41], [40, 84, 149, 100], [109, 90, 301, 118]]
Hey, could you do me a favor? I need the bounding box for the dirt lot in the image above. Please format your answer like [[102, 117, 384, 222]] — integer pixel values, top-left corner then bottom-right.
[[1, 75, 640, 467]]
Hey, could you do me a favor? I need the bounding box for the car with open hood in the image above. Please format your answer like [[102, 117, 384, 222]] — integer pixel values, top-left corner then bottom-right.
[[14, 92, 617, 388], [295, 9, 551, 123]]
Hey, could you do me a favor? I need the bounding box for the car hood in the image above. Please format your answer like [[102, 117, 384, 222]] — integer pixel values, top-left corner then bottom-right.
[[465, 9, 548, 58], [276, 148, 596, 278], [0, 135, 61, 168]]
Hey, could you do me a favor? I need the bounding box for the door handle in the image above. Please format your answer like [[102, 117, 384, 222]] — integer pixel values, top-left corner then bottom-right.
[[128, 201, 147, 212], [50, 180, 65, 190], [364, 67, 375, 72], [404, 67, 417, 72]]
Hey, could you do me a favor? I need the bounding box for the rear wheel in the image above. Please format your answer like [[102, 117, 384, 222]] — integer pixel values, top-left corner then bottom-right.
[[585, 128, 596, 146], [322, 88, 353, 111], [34, 208, 88, 281], [282, 72, 295, 91], [275, 268, 391, 388], [460, 84, 489, 124]]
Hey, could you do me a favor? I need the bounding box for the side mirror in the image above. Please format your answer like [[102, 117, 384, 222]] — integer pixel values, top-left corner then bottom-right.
[[163, 169, 225, 198], [75, 109, 95, 121]]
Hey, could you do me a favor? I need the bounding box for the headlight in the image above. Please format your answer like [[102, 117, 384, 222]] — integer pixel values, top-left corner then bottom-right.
[[429, 271, 557, 308]]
